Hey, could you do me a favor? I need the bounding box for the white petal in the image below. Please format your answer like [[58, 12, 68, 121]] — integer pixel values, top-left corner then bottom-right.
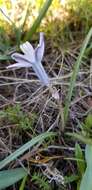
[[20, 41, 35, 63], [35, 32, 44, 62], [11, 53, 31, 63], [6, 62, 31, 69]]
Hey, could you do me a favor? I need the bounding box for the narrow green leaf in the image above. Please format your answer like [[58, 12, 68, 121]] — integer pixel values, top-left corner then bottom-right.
[[64, 27, 92, 123], [80, 169, 92, 190], [85, 145, 92, 167], [80, 145, 92, 190], [24, 0, 53, 41], [19, 175, 27, 190], [77, 180, 81, 190], [85, 114, 92, 129], [0, 168, 27, 190], [66, 132, 92, 145], [75, 143, 85, 176], [0, 132, 55, 170]]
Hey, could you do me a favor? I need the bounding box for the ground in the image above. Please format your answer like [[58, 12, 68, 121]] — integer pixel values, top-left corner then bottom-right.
[[0, 0, 92, 190]]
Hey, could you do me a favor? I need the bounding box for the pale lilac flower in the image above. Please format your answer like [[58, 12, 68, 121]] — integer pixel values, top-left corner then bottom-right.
[[7, 33, 59, 99], [7, 33, 50, 86]]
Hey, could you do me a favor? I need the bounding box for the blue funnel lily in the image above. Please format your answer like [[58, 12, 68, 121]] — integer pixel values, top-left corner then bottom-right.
[[7, 33, 50, 86], [7, 33, 59, 99]]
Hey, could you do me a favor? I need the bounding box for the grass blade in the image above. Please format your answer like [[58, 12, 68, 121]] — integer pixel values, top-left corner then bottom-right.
[[66, 132, 92, 145], [80, 145, 92, 190], [0, 132, 54, 170], [64, 27, 92, 123], [19, 175, 28, 190], [75, 143, 85, 176], [0, 168, 27, 189], [24, 0, 53, 41]]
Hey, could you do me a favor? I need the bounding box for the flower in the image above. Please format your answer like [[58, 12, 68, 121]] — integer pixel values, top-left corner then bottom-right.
[[7, 33, 59, 100], [7, 33, 50, 86]]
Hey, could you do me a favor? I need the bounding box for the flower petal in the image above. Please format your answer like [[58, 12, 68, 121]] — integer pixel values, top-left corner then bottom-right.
[[6, 62, 31, 69], [6, 33, 50, 86], [11, 53, 31, 63], [20, 41, 35, 63], [35, 32, 44, 62]]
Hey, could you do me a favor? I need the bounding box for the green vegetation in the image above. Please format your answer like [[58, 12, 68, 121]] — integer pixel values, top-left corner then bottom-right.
[[0, 168, 27, 189], [0, 104, 37, 130], [32, 172, 52, 190], [0, 0, 92, 189]]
